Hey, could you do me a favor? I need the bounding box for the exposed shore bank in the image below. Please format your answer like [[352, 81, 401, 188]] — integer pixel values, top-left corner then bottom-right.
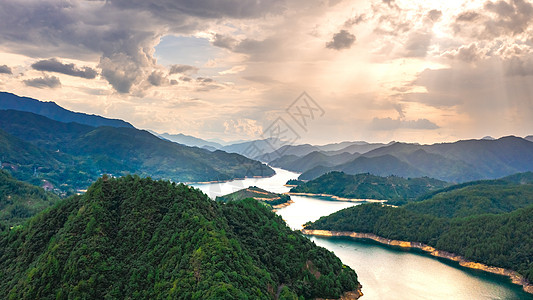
[[301, 229, 533, 295], [287, 192, 387, 203]]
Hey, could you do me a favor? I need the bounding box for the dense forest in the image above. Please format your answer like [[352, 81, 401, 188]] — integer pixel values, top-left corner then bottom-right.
[[291, 171, 448, 205], [0, 110, 273, 193], [306, 174, 533, 283], [0, 170, 59, 230], [0, 175, 359, 299], [216, 186, 291, 207]]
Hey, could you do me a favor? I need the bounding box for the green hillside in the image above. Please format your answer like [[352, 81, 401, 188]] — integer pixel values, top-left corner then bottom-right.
[[216, 186, 291, 207], [0, 176, 359, 299], [0, 170, 59, 230], [0, 110, 274, 192], [291, 171, 448, 205], [306, 174, 533, 284]]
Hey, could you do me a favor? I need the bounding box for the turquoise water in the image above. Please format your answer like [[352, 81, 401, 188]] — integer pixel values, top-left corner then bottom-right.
[[192, 167, 532, 299]]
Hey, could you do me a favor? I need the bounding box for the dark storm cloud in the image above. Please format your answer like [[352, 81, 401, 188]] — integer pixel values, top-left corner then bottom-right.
[[148, 71, 168, 86], [326, 30, 356, 50], [23, 75, 61, 89], [31, 58, 97, 79], [169, 64, 199, 75], [212, 33, 239, 49], [0, 0, 286, 94], [0, 65, 12, 74], [111, 0, 285, 19], [369, 117, 439, 130]]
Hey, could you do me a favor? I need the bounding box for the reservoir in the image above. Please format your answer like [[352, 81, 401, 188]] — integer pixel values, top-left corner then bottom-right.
[[193, 167, 532, 299]]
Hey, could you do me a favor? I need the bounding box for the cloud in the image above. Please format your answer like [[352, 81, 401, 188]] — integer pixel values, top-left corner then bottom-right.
[[369, 117, 439, 130], [403, 31, 432, 57], [31, 58, 97, 79], [169, 64, 199, 75], [23, 75, 61, 89], [147, 71, 169, 86], [505, 55, 533, 76], [212, 33, 238, 49], [223, 118, 263, 137], [344, 14, 366, 27], [326, 30, 356, 50], [0, 65, 12, 74], [442, 43, 484, 62]]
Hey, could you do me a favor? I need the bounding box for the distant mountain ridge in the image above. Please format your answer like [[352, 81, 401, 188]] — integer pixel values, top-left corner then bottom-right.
[[0, 110, 274, 193], [299, 137, 533, 183], [156, 132, 223, 150], [0, 92, 134, 128]]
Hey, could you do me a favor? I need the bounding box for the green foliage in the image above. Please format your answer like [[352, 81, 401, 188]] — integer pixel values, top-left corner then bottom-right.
[[0, 110, 274, 194], [285, 179, 305, 186], [0, 170, 59, 228], [292, 171, 448, 205], [307, 176, 533, 283], [0, 176, 358, 299], [216, 186, 291, 206]]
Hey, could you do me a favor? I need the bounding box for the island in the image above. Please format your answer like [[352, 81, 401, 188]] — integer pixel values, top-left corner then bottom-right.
[[216, 186, 293, 210]]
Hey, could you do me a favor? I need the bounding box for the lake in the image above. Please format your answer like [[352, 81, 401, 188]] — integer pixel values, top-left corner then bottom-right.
[[192, 167, 532, 299]]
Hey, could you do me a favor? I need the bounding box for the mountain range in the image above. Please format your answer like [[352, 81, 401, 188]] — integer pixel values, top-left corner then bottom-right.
[[0, 92, 133, 128], [0, 108, 273, 193], [296, 137, 533, 183]]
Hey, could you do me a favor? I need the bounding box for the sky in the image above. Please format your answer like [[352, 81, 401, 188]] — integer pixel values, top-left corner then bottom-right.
[[0, 0, 532, 145]]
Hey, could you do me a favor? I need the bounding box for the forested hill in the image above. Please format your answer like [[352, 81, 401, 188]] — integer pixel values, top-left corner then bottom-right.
[[0, 110, 274, 192], [291, 171, 448, 205], [216, 186, 291, 206], [0, 91, 134, 128], [306, 174, 533, 284], [0, 170, 59, 230], [0, 176, 359, 299]]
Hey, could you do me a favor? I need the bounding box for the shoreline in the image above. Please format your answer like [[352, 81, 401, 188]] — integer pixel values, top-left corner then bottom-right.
[[287, 192, 387, 203], [271, 199, 294, 211], [301, 229, 533, 295], [185, 174, 275, 185]]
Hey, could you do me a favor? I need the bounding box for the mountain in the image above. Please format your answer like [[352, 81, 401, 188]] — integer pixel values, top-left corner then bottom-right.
[[320, 142, 390, 156], [0, 110, 274, 192], [0, 175, 360, 299], [291, 171, 448, 205], [404, 172, 533, 218], [215, 186, 291, 207], [306, 202, 533, 285], [220, 138, 282, 158], [305, 175, 533, 285], [526, 135, 533, 142], [0, 92, 133, 128], [299, 137, 533, 182], [156, 132, 223, 149], [269, 151, 357, 173], [299, 154, 425, 180], [0, 170, 59, 229], [315, 141, 370, 152]]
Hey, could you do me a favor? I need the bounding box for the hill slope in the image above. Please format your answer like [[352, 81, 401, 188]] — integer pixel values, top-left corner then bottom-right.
[[292, 171, 448, 205], [0, 176, 359, 299], [216, 186, 291, 207], [0, 170, 59, 229], [306, 174, 533, 285], [0, 92, 133, 128], [0, 111, 274, 191]]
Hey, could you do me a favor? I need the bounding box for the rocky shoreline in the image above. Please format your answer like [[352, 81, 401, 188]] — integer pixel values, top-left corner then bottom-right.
[[301, 229, 533, 295], [287, 192, 386, 203]]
